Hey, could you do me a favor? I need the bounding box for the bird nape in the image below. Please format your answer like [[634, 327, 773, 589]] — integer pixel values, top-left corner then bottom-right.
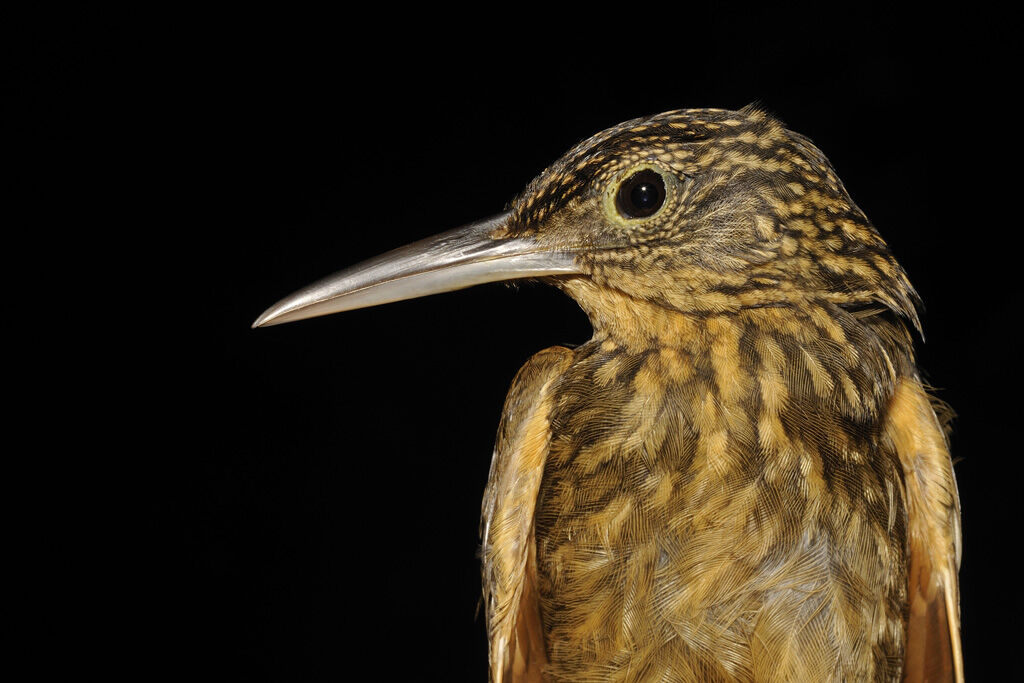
[[254, 106, 962, 683]]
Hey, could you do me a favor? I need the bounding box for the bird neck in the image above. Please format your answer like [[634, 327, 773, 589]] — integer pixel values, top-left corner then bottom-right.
[[557, 277, 915, 396], [559, 278, 706, 351], [559, 277, 825, 354]]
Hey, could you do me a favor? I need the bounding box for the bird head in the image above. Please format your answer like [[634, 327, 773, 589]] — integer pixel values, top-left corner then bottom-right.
[[254, 106, 919, 339]]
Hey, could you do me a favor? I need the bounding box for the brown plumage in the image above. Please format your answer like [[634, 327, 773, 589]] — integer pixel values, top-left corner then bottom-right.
[[256, 106, 962, 681], [480, 107, 961, 682]]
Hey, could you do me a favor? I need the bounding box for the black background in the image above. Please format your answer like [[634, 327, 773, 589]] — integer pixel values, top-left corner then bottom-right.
[[37, 7, 1016, 681]]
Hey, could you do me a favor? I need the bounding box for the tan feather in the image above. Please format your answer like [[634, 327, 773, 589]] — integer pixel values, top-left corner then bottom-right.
[[481, 348, 573, 682], [885, 380, 963, 683]]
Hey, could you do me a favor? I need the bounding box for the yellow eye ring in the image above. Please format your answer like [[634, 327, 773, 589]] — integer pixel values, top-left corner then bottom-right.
[[602, 162, 680, 227]]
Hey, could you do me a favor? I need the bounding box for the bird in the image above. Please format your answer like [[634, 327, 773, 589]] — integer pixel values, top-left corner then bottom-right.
[[254, 105, 962, 682]]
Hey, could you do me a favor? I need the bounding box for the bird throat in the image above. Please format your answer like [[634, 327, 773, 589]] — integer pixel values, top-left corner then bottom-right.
[[558, 277, 708, 352]]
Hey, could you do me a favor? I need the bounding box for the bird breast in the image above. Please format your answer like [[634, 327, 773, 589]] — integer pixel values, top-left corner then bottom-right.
[[532, 305, 910, 680]]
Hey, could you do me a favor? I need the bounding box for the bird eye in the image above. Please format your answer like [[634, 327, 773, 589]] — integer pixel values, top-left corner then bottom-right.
[[616, 169, 666, 219]]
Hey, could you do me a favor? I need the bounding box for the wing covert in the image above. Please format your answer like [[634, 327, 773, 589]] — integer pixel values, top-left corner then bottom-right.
[[481, 347, 573, 683], [885, 379, 963, 683]]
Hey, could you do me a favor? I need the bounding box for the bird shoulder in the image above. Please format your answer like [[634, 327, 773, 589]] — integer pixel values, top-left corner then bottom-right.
[[480, 346, 573, 683]]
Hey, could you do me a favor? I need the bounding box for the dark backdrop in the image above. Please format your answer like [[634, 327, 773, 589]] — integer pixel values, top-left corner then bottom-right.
[[110, 9, 1016, 681]]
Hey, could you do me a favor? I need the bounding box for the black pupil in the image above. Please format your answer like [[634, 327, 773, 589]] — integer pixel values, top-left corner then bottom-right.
[[617, 170, 665, 218], [631, 183, 659, 209]]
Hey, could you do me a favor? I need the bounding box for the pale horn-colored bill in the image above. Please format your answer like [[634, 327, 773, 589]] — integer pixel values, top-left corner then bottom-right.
[[253, 212, 580, 327]]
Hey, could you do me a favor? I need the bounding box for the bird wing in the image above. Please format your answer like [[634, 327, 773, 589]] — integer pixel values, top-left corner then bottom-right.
[[481, 346, 573, 683], [885, 379, 963, 683]]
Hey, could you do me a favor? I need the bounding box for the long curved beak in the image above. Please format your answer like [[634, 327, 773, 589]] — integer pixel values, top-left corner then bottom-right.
[[253, 212, 580, 327]]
